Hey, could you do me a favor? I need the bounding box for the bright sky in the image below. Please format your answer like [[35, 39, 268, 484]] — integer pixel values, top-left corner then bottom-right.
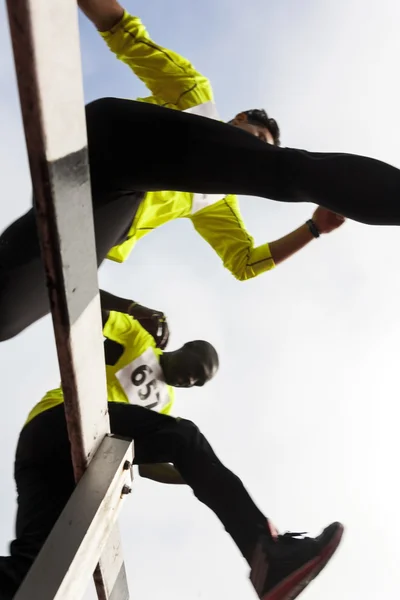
[[1, 0, 400, 599]]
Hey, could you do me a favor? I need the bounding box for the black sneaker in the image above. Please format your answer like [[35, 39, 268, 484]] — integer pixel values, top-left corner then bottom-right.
[[250, 521, 344, 600]]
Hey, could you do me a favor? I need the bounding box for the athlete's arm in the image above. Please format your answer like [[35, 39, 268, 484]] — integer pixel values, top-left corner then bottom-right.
[[191, 199, 345, 281], [79, 1, 212, 109], [78, 0, 124, 31], [139, 464, 186, 485], [102, 308, 160, 365], [268, 208, 345, 265], [101, 309, 126, 365], [100, 290, 169, 349]]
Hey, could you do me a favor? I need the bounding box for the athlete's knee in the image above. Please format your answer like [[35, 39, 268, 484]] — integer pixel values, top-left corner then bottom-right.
[[0, 294, 25, 342], [172, 418, 221, 486], [166, 417, 202, 455], [174, 418, 214, 459], [0, 320, 21, 342], [86, 97, 111, 110], [0, 296, 23, 341], [175, 417, 201, 441], [85, 97, 116, 125]]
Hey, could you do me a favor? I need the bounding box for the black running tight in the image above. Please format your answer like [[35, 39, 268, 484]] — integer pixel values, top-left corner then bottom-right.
[[1, 96, 400, 341], [87, 97, 400, 225], [0, 404, 267, 598]]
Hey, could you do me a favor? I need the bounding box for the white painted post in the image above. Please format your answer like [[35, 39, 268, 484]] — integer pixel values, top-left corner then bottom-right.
[[6, 0, 132, 598], [15, 436, 134, 600]]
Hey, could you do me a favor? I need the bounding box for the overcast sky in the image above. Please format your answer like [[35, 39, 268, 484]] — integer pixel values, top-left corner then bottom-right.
[[1, 1, 400, 599]]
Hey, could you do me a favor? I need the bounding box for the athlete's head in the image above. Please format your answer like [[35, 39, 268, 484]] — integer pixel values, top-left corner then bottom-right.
[[160, 340, 219, 388], [229, 109, 281, 146]]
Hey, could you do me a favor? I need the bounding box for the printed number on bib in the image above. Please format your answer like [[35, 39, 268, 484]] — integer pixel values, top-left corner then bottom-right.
[[132, 364, 158, 405], [115, 348, 170, 411]]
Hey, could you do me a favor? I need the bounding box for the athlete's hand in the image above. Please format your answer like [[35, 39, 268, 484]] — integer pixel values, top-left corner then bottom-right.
[[312, 206, 346, 234], [128, 303, 170, 349]]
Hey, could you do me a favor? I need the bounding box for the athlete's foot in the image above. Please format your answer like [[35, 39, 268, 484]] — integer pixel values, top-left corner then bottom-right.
[[250, 521, 344, 600]]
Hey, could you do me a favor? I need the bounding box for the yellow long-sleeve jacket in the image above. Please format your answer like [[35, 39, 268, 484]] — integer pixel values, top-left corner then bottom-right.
[[25, 311, 174, 425], [102, 12, 275, 280]]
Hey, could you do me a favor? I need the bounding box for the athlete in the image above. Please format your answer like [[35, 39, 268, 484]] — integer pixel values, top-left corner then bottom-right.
[[0, 306, 343, 600], [3, 2, 400, 342], [79, 0, 346, 270]]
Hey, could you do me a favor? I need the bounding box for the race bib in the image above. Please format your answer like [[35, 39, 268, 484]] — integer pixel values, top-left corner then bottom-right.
[[191, 191, 226, 215], [115, 348, 170, 412], [184, 100, 220, 120]]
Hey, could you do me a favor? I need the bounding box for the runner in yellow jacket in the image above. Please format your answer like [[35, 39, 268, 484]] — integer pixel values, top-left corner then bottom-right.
[[5, 2, 400, 341], [0, 304, 344, 600], [82, 0, 345, 272]]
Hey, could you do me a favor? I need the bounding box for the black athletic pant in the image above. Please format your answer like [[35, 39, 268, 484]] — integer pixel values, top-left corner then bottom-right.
[[1, 97, 400, 340], [0, 403, 267, 599]]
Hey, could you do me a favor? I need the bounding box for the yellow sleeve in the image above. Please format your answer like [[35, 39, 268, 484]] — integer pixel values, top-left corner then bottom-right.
[[103, 310, 155, 350], [190, 196, 276, 281], [100, 11, 213, 110]]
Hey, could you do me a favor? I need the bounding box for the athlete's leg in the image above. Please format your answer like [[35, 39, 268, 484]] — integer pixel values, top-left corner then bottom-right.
[[0, 406, 75, 599], [0, 404, 343, 600], [109, 402, 344, 600], [87, 97, 400, 225], [0, 189, 143, 341], [0, 403, 264, 596], [108, 402, 269, 563]]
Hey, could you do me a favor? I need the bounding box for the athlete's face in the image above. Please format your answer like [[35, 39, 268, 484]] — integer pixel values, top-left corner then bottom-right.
[[162, 342, 219, 388], [172, 352, 211, 388], [230, 113, 275, 145]]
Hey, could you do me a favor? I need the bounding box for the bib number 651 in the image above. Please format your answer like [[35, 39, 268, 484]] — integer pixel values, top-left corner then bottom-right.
[[131, 364, 159, 407]]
